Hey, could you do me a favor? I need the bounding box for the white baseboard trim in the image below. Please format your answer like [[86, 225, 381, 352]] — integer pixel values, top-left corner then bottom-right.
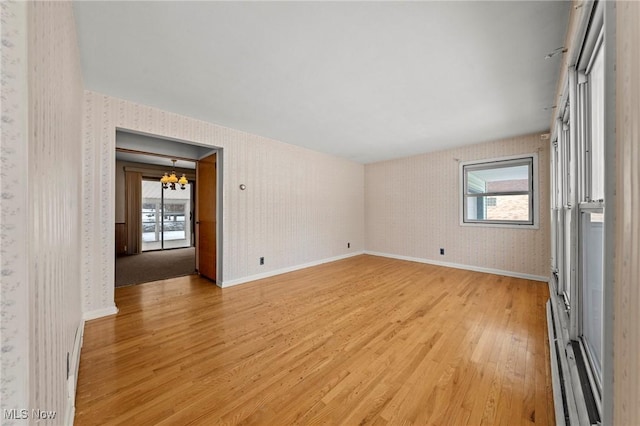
[[64, 320, 84, 426], [63, 404, 75, 426], [220, 251, 365, 288], [82, 305, 119, 321], [364, 251, 548, 282]]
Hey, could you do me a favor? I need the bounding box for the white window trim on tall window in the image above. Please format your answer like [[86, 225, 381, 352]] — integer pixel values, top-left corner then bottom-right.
[[459, 153, 539, 229]]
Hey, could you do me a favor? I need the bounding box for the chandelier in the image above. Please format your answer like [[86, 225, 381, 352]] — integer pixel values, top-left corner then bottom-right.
[[160, 159, 188, 190]]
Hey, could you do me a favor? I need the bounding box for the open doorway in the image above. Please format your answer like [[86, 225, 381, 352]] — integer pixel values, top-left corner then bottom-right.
[[114, 130, 219, 287]]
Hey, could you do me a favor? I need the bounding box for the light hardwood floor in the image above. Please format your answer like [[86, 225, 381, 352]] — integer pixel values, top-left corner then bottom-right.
[[75, 255, 554, 425]]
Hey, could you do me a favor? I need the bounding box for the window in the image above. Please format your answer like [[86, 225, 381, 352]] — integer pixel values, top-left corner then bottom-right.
[[548, 1, 609, 421], [576, 30, 605, 397], [580, 210, 604, 384], [588, 37, 605, 202], [461, 155, 536, 227]]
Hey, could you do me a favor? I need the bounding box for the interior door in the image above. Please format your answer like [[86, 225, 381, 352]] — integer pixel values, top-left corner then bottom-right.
[[196, 152, 217, 281]]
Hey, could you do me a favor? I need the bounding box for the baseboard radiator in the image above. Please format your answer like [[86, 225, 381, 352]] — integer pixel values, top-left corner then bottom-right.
[[547, 291, 599, 425]]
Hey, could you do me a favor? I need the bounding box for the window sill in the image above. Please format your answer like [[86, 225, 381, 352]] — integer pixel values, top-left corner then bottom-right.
[[459, 222, 539, 230]]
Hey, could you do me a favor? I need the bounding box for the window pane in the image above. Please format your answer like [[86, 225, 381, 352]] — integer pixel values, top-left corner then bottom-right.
[[581, 211, 604, 382], [465, 195, 530, 222], [462, 157, 536, 226], [555, 209, 565, 296], [590, 45, 605, 201], [564, 210, 572, 304], [563, 125, 573, 204], [466, 164, 530, 194]]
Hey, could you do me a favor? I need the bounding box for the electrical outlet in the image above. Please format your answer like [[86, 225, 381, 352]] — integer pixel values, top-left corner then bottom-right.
[[347, 242, 350, 248], [440, 248, 445, 255], [259, 257, 264, 265]]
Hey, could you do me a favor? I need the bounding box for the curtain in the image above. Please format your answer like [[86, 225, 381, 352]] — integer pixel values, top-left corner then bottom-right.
[[125, 171, 142, 255]]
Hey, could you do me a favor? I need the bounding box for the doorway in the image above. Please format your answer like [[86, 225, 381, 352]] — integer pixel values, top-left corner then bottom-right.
[[114, 130, 220, 287]]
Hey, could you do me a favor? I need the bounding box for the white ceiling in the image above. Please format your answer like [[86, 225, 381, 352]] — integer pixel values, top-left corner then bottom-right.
[[73, 1, 569, 164], [116, 130, 215, 162]]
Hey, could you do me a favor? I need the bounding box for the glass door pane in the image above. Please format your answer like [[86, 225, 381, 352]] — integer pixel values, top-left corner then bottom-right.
[[142, 180, 162, 251], [162, 183, 192, 249]]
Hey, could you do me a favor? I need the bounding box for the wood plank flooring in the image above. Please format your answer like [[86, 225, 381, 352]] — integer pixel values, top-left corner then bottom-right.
[[75, 255, 554, 425]]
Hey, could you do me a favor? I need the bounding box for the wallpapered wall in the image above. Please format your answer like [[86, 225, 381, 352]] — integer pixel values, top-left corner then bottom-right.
[[82, 91, 365, 315], [365, 133, 550, 279], [615, 2, 640, 423], [1, 1, 85, 423], [1, 0, 30, 418]]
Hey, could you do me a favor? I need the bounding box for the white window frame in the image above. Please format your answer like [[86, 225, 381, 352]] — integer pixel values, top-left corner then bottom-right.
[[574, 22, 606, 410], [547, 1, 612, 423], [459, 153, 539, 229]]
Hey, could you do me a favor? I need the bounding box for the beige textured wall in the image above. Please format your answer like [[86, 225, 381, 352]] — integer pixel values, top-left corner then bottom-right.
[[82, 92, 365, 313], [0, 0, 85, 421], [365, 133, 550, 279], [614, 1, 640, 423]]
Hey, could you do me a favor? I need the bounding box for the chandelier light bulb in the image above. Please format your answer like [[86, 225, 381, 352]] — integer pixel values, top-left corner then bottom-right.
[[160, 159, 188, 190]]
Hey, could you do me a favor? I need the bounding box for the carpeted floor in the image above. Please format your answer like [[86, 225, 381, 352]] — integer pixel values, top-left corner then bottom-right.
[[115, 247, 196, 287]]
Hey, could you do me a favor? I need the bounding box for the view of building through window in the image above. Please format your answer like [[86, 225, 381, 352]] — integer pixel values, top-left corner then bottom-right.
[[463, 158, 534, 225]]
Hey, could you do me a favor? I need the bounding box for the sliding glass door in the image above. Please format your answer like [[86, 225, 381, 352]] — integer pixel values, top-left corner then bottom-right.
[[141, 179, 192, 251]]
